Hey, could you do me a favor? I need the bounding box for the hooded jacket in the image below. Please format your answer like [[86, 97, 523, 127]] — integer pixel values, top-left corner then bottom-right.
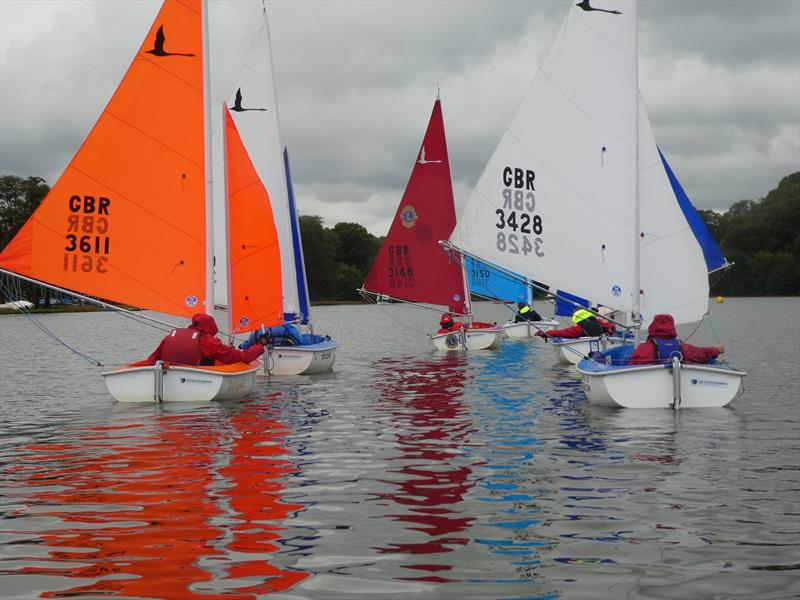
[[146, 313, 264, 366], [545, 316, 615, 339], [628, 314, 721, 365]]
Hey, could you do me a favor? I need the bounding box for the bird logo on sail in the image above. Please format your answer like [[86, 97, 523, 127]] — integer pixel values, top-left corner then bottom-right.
[[417, 146, 443, 165], [145, 25, 196, 57], [400, 205, 418, 229], [231, 88, 267, 112], [575, 1, 622, 14]]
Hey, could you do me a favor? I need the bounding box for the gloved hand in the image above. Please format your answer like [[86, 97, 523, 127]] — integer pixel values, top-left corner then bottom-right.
[[534, 330, 549, 339], [258, 334, 269, 346]]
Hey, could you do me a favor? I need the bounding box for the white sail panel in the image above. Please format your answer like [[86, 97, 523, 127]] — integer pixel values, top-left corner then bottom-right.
[[225, 19, 300, 318], [638, 96, 709, 326], [450, 0, 639, 314]]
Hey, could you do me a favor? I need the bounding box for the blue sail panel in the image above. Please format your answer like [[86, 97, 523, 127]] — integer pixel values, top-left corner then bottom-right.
[[554, 290, 589, 317], [658, 149, 727, 273], [465, 257, 530, 304], [284, 148, 311, 324]]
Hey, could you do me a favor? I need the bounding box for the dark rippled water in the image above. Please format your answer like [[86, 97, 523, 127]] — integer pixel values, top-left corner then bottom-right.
[[1, 298, 798, 599]]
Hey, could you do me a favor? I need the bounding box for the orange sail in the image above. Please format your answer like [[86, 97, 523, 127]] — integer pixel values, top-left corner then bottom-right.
[[224, 105, 283, 333], [0, 0, 207, 317]]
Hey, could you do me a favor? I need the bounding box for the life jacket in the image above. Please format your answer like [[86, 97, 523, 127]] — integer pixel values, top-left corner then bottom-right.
[[160, 328, 202, 365], [579, 316, 604, 337], [652, 337, 682, 361]]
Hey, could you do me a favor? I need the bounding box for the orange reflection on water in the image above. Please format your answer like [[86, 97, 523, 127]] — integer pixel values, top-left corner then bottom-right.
[[371, 355, 478, 583], [11, 402, 307, 599]]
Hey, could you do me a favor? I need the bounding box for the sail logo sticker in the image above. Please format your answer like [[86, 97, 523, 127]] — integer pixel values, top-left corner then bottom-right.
[[453, 294, 461, 302], [401, 205, 418, 228], [185, 295, 198, 307], [239, 316, 249, 327], [611, 285, 622, 297]]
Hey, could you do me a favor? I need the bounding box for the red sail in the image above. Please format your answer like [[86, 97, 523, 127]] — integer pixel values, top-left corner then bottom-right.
[[363, 99, 466, 314]]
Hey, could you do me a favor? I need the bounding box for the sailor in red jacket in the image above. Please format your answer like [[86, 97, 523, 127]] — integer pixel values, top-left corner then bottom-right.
[[535, 308, 614, 339], [437, 312, 466, 334], [146, 313, 266, 366], [628, 313, 724, 365]]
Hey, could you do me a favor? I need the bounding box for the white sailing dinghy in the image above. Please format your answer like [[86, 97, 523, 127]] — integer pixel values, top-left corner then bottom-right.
[[361, 95, 503, 351], [447, 0, 744, 407], [464, 256, 559, 338], [0, 0, 284, 402], [222, 11, 338, 376]]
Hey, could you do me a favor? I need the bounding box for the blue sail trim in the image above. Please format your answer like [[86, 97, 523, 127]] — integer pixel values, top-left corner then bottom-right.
[[465, 256, 530, 304], [284, 148, 311, 324], [554, 290, 589, 317], [658, 148, 727, 273]]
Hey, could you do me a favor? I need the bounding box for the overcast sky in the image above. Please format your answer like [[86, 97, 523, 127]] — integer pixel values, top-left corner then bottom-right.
[[1, 0, 798, 235]]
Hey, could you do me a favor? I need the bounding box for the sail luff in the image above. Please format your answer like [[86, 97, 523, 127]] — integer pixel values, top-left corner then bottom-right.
[[632, 0, 641, 337], [202, 0, 214, 314]]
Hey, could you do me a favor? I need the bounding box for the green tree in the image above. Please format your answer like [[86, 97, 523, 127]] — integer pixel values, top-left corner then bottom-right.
[[298, 215, 337, 300], [0, 175, 49, 249]]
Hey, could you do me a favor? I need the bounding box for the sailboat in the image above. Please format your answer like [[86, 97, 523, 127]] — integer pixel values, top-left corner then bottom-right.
[[464, 256, 559, 338], [361, 95, 503, 351], [221, 11, 338, 376], [0, 0, 283, 402], [446, 0, 745, 407]]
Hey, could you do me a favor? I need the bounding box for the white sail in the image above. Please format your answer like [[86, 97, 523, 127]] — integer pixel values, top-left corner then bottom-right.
[[222, 15, 300, 319], [450, 0, 709, 327], [637, 95, 709, 325]]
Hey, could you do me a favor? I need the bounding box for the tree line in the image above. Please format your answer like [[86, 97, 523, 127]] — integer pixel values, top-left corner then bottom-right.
[[1, 172, 798, 304]]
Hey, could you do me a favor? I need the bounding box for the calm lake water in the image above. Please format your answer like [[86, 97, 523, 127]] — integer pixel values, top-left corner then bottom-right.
[[1, 297, 798, 600]]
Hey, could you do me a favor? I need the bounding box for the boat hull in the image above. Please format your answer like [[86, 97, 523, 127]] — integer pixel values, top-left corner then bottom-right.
[[551, 336, 630, 365], [503, 318, 559, 339], [431, 327, 503, 351], [262, 339, 338, 375], [576, 346, 746, 408], [102, 362, 260, 403]]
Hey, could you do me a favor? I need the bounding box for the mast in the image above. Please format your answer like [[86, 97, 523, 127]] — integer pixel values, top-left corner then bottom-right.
[[222, 103, 232, 333], [202, 0, 215, 314], [632, 0, 641, 342]]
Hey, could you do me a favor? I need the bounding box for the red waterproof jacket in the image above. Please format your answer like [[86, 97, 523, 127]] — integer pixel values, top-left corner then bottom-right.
[[628, 314, 721, 365], [437, 321, 467, 334], [146, 313, 264, 366], [547, 319, 615, 339]]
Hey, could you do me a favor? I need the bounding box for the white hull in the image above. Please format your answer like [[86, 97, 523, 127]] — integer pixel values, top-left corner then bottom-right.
[[551, 336, 629, 365], [431, 327, 503, 351], [102, 363, 260, 403], [503, 318, 559, 339], [577, 362, 746, 409], [261, 340, 338, 375]]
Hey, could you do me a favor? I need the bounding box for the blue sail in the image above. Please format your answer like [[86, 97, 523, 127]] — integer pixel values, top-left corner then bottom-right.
[[465, 256, 530, 304], [283, 148, 311, 324], [554, 290, 589, 317], [658, 149, 727, 273]]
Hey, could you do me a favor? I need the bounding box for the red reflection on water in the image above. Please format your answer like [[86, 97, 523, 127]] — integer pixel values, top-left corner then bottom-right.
[[372, 355, 478, 582], [11, 402, 306, 599], [216, 406, 308, 595]]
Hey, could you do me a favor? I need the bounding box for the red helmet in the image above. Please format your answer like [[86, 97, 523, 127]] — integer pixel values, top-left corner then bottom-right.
[[439, 313, 454, 326]]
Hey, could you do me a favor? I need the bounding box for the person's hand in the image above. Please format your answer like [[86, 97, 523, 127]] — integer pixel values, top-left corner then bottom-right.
[[716, 344, 725, 354], [258, 334, 269, 346], [534, 330, 548, 338]]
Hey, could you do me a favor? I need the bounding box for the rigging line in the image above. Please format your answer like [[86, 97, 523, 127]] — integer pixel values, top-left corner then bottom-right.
[[681, 312, 707, 342], [0, 280, 103, 366]]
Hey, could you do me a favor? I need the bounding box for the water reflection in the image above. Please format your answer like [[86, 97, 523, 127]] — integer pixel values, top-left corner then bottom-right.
[[371, 354, 477, 583], [3, 399, 307, 598]]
